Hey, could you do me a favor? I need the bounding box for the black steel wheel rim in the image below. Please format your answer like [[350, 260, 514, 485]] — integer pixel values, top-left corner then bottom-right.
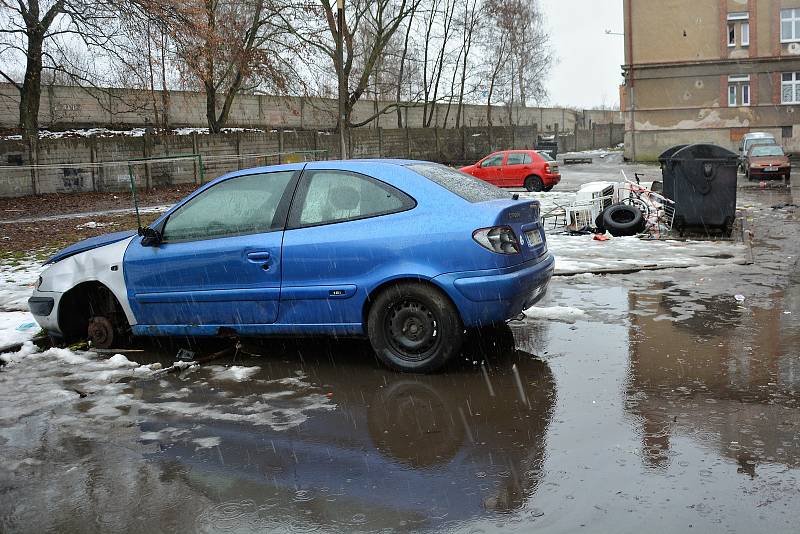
[[385, 299, 440, 361]]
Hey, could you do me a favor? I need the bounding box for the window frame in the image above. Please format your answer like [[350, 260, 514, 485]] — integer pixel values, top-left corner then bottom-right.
[[286, 169, 416, 230], [727, 22, 736, 47], [480, 153, 506, 168], [781, 72, 800, 104], [781, 8, 800, 43], [741, 83, 750, 106], [505, 152, 531, 166], [159, 170, 300, 244], [728, 84, 738, 106], [741, 21, 750, 46]]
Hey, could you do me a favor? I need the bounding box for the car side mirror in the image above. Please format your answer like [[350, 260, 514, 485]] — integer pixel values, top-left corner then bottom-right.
[[139, 226, 162, 247]]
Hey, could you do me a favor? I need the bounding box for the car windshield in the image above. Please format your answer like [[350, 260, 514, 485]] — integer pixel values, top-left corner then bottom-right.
[[406, 163, 511, 203], [751, 146, 784, 157]]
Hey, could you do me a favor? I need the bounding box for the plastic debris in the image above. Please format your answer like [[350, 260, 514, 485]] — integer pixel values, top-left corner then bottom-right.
[[734, 294, 746, 303], [15, 322, 37, 332]]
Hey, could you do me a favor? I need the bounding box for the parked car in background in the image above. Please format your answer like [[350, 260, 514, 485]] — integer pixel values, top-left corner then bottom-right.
[[460, 150, 561, 192], [738, 132, 777, 171], [745, 144, 791, 181], [28, 160, 554, 373]]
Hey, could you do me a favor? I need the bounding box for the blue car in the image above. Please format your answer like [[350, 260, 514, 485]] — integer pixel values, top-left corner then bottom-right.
[[28, 160, 554, 372]]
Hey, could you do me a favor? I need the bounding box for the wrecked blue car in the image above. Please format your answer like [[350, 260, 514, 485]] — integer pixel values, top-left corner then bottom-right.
[[29, 160, 554, 372]]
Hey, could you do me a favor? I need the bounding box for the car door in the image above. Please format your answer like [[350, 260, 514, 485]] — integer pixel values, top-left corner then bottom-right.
[[475, 153, 505, 185], [501, 152, 529, 187], [279, 169, 416, 328], [124, 170, 298, 330]]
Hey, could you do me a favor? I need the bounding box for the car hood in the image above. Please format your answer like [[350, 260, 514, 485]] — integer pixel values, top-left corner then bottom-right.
[[44, 230, 137, 265], [750, 156, 789, 166]]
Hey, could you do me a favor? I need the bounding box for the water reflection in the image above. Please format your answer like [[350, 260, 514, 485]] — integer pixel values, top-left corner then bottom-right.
[[626, 281, 800, 474], [134, 329, 557, 531]]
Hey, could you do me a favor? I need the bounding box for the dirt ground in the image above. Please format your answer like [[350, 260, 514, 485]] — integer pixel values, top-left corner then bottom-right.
[[0, 211, 161, 259], [0, 186, 190, 222]]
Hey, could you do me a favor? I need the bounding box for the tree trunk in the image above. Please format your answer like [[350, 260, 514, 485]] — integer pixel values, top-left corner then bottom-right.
[[20, 32, 44, 195], [396, 18, 413, 128]]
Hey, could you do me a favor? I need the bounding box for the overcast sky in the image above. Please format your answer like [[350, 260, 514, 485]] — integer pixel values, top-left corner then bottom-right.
[[538, 0, 625, 109]]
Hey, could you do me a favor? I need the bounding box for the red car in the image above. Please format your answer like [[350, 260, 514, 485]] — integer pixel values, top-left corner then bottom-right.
[[460, 150, 561, 192]]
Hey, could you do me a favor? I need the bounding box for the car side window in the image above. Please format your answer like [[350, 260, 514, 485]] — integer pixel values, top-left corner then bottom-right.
[[506, 153, 530, 165], [289, 170, 414, 228], [162, 171, 295, 242], [481, 154, 505, 167]]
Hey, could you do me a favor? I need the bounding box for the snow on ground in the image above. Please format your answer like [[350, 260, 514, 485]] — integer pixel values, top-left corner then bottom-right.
[[0, 259, 42, 313], [548, 233, 747, 275], [523, 305, 587, 323], [207, 365, 262, 382], [0, 311, 39, 347]]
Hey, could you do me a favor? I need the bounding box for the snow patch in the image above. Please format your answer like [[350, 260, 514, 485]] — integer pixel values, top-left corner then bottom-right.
[[523, 306, 588, 323], [208, 365, 261, 382], [193, 437, 222, 449]]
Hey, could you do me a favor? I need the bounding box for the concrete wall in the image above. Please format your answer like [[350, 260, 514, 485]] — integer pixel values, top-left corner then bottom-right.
[[0, 83, 585, 132], [0, 124, 624, 197]]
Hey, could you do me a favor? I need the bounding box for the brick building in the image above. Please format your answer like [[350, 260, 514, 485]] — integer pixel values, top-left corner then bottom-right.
[[622, 0, 800, 160]]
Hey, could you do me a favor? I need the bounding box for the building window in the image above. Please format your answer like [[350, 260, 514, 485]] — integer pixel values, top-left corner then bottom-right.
[[782, 8, 800, 43], [728, 75, 750, 107], [728, 23, 736, 47], [782, 72, 800, 104], [741, 22, 750, 46], [728, 85, 738, 106], [741, 84, 750, 106]]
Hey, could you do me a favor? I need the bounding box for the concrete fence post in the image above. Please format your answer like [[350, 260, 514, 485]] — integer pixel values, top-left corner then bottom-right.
[[609, 122, 614, 147], [592, 124, 596, 150], [434, 126, 441, 161], [90, 138, 98, 192], [237, 133, 244, 169], [378, 127, 383, 158], [278, 129, 284, 164], [574, 122, 579, 151], [461, 127, 467, 164], [406, 126, 412, 158], [191, 133, 199, 184], [143, 134, 152, 192]]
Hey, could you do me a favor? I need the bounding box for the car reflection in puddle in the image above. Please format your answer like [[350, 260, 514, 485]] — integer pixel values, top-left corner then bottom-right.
[[127, 328, 557, 532]]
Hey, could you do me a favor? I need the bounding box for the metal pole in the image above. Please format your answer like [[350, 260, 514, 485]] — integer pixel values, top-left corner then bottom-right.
[[337, 0, 347, 159]]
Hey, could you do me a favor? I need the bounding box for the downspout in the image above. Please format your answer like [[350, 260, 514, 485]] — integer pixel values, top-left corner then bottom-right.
[[627, 0, 636, 162]]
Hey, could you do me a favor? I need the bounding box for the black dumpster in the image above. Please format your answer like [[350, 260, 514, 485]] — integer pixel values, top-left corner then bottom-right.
[[658, 144, 687, 200], [661, 144, 738, 236]]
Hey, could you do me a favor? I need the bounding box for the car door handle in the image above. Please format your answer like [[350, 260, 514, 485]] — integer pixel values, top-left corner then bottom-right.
[[246, 251, 271, 262]]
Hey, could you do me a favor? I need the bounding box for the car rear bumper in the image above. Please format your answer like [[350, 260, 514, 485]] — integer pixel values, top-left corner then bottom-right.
[[749, 167, 790, 178], [434, 254, 555, 328], [28, 290, 64, 336], [543, 173, 561, 186]]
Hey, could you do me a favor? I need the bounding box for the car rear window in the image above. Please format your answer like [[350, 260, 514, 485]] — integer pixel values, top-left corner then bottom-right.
[[406, 163, 512, 203]]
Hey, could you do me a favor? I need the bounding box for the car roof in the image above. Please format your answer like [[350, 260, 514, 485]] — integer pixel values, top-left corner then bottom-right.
[[743, 132, 775, 140]]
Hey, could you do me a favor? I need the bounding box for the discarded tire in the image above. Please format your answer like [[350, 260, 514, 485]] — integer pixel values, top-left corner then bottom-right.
[[602, 203, 646, 237]]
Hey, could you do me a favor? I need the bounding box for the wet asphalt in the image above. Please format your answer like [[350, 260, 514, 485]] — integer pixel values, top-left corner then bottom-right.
[[1, 155, 799, 533]]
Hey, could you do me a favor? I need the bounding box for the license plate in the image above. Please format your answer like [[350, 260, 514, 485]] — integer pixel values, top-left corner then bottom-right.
[[765, 166, 778, 172], [525, 229, 543, 247]]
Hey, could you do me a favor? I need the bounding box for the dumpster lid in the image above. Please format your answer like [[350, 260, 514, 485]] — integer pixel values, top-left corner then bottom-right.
[[658, 144, 688, 161], [672, 143, 737, 161]]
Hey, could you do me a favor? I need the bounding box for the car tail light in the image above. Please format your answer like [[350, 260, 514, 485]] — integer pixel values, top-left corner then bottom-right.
[[472, 226, 520, 254], [545, 164, 551, 173]]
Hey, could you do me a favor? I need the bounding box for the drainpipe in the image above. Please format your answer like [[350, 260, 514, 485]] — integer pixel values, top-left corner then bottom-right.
[[627, 0, 636, 163]]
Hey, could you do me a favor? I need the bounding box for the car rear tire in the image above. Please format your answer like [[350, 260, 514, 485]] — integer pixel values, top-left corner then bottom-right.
[[543, 185, 554, 192], [524, 176, 544, 192], [602, 203, 646, 237], [367, 283, 463, 373]]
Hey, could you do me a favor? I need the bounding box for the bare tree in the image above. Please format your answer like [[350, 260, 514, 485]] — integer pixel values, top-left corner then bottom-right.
[[281, 0, 418, 157]]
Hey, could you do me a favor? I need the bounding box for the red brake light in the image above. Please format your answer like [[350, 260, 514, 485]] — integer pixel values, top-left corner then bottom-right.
[[545, 164, 551, 173], [472, 226, 520, 254]]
